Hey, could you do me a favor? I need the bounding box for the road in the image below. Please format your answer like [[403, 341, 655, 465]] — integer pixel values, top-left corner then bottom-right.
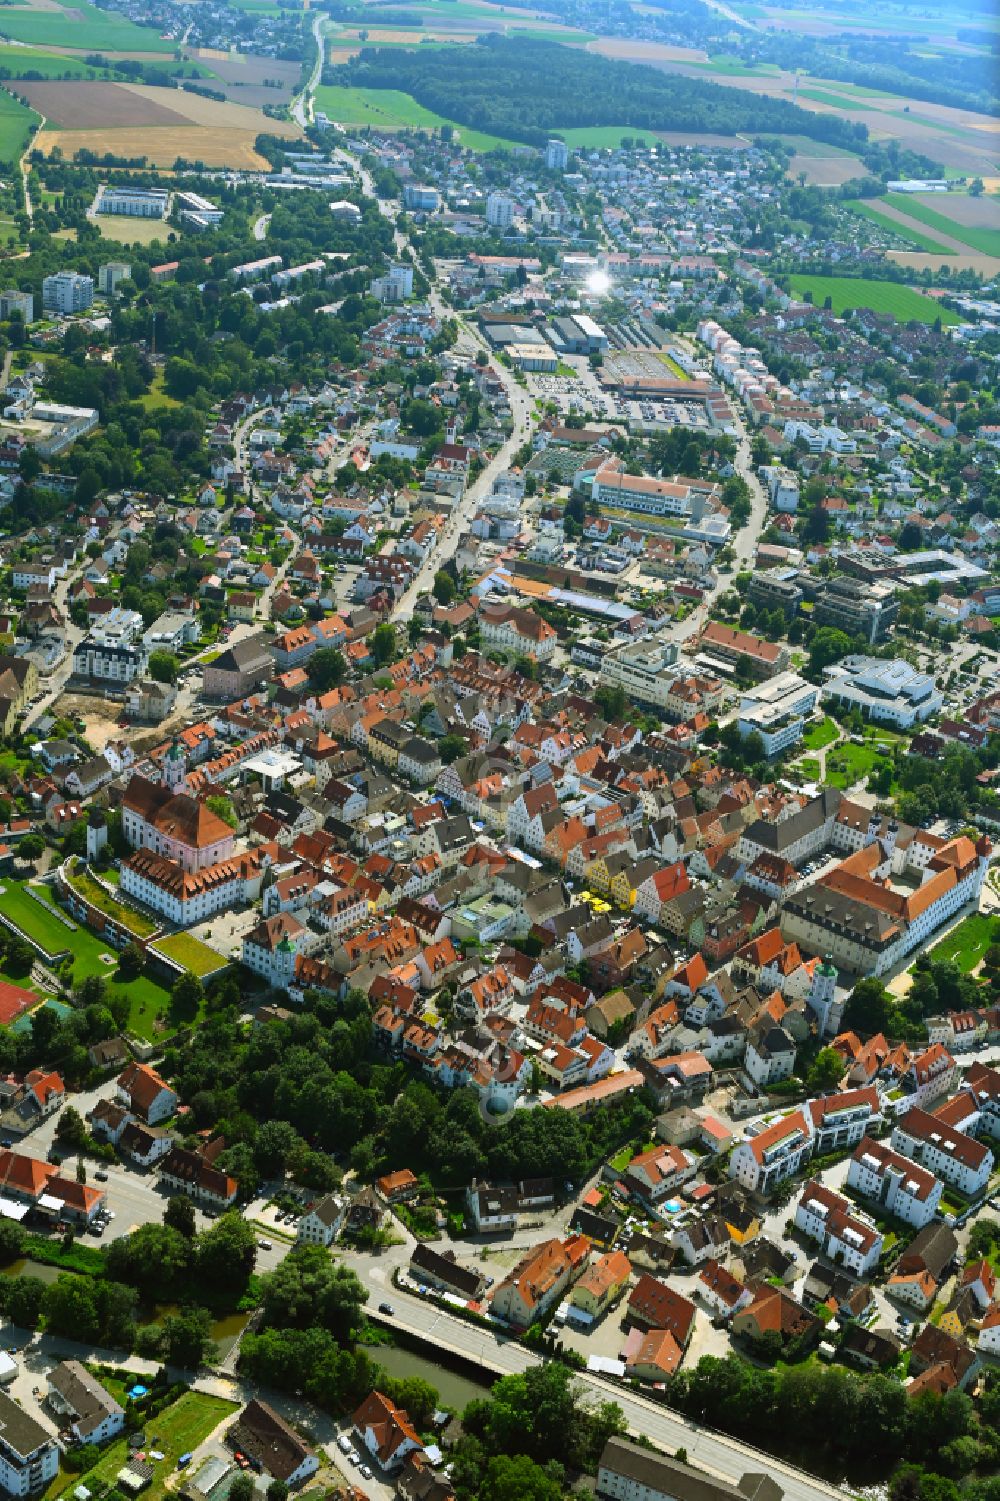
[[355, 1270, 842, 1501], [22, 562, 86, 733], [252, 213, 271, 241], [292, 14, 326, 128]]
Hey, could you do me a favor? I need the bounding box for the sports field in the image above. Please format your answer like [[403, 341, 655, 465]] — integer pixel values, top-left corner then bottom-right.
[[93, 214, 174, 246], [313, 82, 515, 149], [884, 193, 1000, 258], [846, 200, 954, 254], [787, 273, 960, 324], [0, 0, 173, 53]]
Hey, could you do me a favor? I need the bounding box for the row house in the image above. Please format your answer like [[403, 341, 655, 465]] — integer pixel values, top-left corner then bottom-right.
[[846, 1138, 942, 1229], [794, 1179, 883, 1277], [891, 1109, 994, 1199]]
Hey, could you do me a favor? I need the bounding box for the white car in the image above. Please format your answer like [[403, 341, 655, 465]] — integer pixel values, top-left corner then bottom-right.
[[360, 1467, 373, 1480], [337, 1436, 352, 1455], [349, 1452, 361, 1466]]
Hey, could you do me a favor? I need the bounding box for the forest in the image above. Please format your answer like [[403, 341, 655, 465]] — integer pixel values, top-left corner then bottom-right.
[[329, 36, 868, 151]]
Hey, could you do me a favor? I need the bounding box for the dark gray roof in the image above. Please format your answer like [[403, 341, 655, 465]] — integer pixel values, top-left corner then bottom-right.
[[598, 1438, 783, 1501]]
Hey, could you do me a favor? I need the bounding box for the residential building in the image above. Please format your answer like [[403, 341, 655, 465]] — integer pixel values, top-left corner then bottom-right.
[[97, 263, 130, 296], [228, 1401, 319, 1486], [352, 1391, 422, 1472], [570, 1249, 631, 1318], [116, 1062, 176, 1125], [794, 1179, 883, 1276], [0, 1391, 58, 1495], [479, 602, 557, 662], [698, 622, 789, 680], [891, 1109, 993, 1198], [96, 186, 168, 218], [296, 1193, 345, 1247], [491, 1236, 588, 1327], [46, 1361, 124, 1445], [729, 1109, 813, 1197], [846, 1138, 943, 1228], [0, 290, 33, 325], [42, 271, 94, 315]]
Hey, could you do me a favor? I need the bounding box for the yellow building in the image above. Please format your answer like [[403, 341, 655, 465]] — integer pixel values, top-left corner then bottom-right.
[[570, 1249, 632, 1318]]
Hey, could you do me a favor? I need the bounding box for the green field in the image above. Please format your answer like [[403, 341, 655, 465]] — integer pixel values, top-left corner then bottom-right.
[[823, 741, 892, 790], [66, 1393, 238, 1501], [559, 124, 665, 148], [928, 912, 997, 973], [313, 82, 515, 149], [151, 932, 229, 978], [0, 1, 173, 51], [760, 134, 859, 157], [787, 273, 960, 324], [883, 193, 1000, 258], [0, 88, 37, 167], [846, 199, 954, 254]]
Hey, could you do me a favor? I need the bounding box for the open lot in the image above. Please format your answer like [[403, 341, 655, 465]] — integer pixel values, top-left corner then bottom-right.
[[186, 49, 299, 106], [18, 79, 188, 128], [93, 214, 175, 247], [786, 273, 961, 323]]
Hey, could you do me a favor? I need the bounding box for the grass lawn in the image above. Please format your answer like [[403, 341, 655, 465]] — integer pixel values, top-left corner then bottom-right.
[[313, 83, 515, 150], [0, 45, 116, 79], [151, 932, 228, 978], [883, 193, 1000, 258], [845, 199, 954, 255], [824, 742, 892, 790], [141, 369, 180, 411], [928, 912, 997, 973], [787, 273, 960, 324], [656, 351, 689, 378], [67, 1391, 238, 1501], [797, 756, 821, 780], [800, 715, 839, 751]]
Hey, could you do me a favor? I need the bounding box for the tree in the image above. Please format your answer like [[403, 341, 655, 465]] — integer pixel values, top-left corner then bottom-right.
[[805, 1047, 845, 1094], [371, 622, 396, 665], [433, 571, 456, 606], [17, 833, 44, 863], [196, 1211, 257, 1291], [171, 972, 203, 1020], [306, 647, 346, 691], [438, 733, 466, 765], [117, 942, 144, 981], [0, 1219, 24, 1265], [266, 1483, 288, 1501], [148, 650, 179, 684], [479, 1455, 563, 1501], [55, 1104, 88, 1151], [259, 1246, 368, 1341], [808, 626, 852, 676], [104, 1222, 192, 1298], [229, 1476, 255, 1501], [164, 1195, 197, 1239], [160, 1306, 215, 1369]]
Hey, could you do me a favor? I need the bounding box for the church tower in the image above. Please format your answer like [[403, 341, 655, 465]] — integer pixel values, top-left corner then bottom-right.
[[161, 741, 186, 794]]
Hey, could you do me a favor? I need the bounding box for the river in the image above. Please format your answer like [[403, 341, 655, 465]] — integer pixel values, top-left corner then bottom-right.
[[361, 1341, 489, 1412]]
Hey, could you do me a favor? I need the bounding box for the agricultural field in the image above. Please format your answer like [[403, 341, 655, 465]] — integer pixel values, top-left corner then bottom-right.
[[186, 49, 300, 106], [0, 87, 37, 165], [0, 44, 115, 78], [0, 0, 173, 53], [787, 273, 961, 324], [846, 199, 955, 254], [313, 82, 515, 149], [32, 81, 302, 168], [883, 192, 1000, 258]]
